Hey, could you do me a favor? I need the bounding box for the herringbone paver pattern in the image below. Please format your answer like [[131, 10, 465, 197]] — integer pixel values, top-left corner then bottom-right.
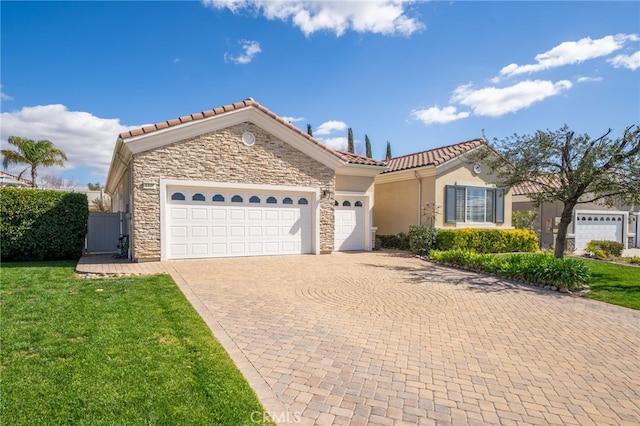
[[165, 251, 640, 425]]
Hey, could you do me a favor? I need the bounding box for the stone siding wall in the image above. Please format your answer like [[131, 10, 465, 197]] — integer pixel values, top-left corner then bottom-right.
[[131, 122, 335, 260]]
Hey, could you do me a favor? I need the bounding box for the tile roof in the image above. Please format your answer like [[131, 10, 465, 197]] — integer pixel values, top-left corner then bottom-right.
[[383, 139, 484, 173], [512, 176, 560, 196], [118, 98, 385, 167]]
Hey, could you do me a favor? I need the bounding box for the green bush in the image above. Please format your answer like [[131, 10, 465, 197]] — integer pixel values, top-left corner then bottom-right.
[[0, 187, 88, 261], [585, 240, 624, 258], [435, 228, 538, 253], [376, 233, 410, 250], [429, 250, 590, 290], [408, 226, 438, 256]]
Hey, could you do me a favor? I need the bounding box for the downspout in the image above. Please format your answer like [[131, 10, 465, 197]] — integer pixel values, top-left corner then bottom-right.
[[414, 171, 422, 226]]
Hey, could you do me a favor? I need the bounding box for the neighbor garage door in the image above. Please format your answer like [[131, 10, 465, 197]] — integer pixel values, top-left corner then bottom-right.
[[574, 212, 624, 251], [166, 187, 312, 259], [334, 196, 365, 251]]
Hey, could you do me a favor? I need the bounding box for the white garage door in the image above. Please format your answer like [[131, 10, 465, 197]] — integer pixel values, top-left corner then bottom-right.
[[334, 197, 365, 251], [574, 213, 624, 251], [166, 188, 312, 259]]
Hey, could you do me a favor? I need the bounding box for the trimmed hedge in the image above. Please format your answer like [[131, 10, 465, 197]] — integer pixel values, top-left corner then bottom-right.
[[376, 233, 410, 250], [435, 228, 538, 253], [0, 187, 88, 261], [429, 249, 591, 290]]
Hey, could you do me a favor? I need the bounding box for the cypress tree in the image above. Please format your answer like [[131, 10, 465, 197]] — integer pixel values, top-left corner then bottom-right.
[[365, 135, 372, 158], [307, 124, 313, 137], [385, 141, 392, 160], [347, 128, 354, 153]]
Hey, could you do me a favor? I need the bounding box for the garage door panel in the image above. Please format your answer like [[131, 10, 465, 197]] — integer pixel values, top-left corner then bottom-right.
[[166, 186, 313, 259], [248, 226, 262, 236], [230, 226, 245, 237], [192, 226, 207, 237], [266, 210, 279, 221], [334, 198, 365, 251], [248, 210, 262, 221], [192, 244, 208, 255], [230, 242, 245, 254], [171, 226, 187, 238], [171, 208, 187, 220], [191, 208, 207, 220], [170, 244, 188, 257], [211, 226, 227, 237], [211, 209, 227, 220]]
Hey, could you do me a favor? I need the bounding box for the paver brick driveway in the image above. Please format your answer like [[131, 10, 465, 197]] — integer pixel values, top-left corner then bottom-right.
[[165, 251, 640, 425]]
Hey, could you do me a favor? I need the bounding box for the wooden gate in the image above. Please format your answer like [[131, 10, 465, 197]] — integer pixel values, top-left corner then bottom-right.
[[86, 212, 120, 254]]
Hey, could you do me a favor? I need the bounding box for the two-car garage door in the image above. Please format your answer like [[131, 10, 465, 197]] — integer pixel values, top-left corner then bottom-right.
[[164, 186, 368, 259], [166, 187, 312, 259]]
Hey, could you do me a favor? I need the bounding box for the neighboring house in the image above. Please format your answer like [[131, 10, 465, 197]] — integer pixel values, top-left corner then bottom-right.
[[374, 140, 512, 235], [0, 171, 32, 187], [512, 183, 639, 250], [105, 98, 386, 262]]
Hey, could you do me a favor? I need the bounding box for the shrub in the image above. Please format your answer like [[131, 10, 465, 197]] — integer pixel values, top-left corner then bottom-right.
[[377, 233, 410, 250], [585, 240, 624, 258], [630, 256, 640, 265], [429, 250, 590, 290], [435, 228, 538, 253], [0, 187, 88, 261], [408, 226, 438, 256]]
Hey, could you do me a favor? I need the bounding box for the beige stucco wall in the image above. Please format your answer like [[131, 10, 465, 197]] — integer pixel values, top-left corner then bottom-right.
[[374, 159, 513, 235], [374, 178, 421, 235], [335, 174, 374, 193], [129, 122, 335, 261], [435, 161, 512, 228]]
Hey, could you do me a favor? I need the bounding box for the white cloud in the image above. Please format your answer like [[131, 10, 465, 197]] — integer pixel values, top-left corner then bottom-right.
[[608, 50, 640, 71], [1, 105, 139, 181], [224, 39, 262, 64], [281, 115, 304, 123], [411, 106, 470, 125], [205, 0, 424, 37], [496, 34, 639, 79], [315, 120, 347, 135], [319, 136, 347, 151], [451, 80, 573, 117], [576, 76, 603, 83]]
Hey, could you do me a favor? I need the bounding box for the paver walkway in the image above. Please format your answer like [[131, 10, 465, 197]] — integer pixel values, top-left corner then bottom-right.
[[161, 251, 640, 425]]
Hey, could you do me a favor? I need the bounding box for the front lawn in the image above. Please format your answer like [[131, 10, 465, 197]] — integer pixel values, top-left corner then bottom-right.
[[581, 259, 640, 310], [1, 261, 272, 425]]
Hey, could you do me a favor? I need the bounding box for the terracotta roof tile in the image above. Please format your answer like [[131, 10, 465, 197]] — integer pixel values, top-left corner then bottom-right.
[[383, 139, 484, 173], [116, 98, 386, 167]]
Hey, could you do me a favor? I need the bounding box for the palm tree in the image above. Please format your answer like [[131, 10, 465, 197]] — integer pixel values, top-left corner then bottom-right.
[[1, 136, 67, 188]]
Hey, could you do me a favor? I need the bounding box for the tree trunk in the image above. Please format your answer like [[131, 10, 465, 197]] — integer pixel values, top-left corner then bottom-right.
[[553, 202, 576, 259], [31, 166, 38, 188]]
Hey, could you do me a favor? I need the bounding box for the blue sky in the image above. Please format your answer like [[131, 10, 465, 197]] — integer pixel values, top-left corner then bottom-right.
[[1, 1, 638, 188]]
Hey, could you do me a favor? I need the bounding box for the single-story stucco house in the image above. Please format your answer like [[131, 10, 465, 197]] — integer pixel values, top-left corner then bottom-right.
[[105, 98, 386, 262], [512, 182, 639, 250], [374, 140, 512, 235]]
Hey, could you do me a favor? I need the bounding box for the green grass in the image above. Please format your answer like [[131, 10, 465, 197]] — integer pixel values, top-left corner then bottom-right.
[[1, 261, 273, 425], [581, 259, 640, 310]]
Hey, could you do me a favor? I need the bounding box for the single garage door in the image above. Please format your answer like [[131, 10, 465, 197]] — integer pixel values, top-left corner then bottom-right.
[[334, 197, 365, 251], [574, 212, 624, 251], [166, 187, 312, 259]]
